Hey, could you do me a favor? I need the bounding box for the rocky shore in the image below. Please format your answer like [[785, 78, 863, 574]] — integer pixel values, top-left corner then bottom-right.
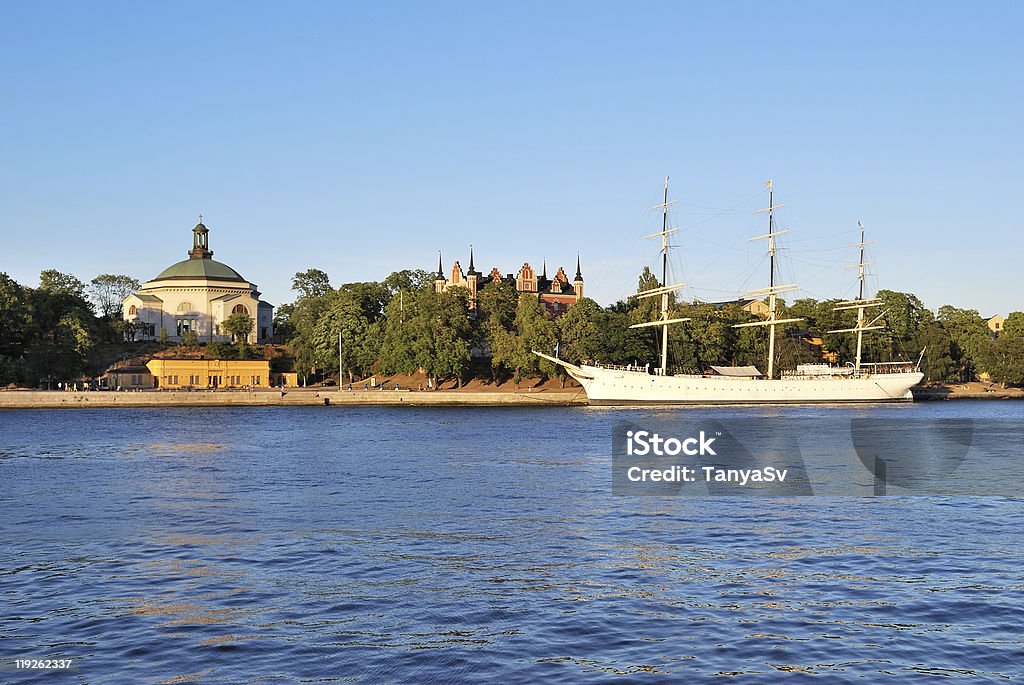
[[912, 381, 1024, 401]]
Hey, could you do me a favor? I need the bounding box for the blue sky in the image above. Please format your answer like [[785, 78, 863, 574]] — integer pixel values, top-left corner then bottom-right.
[[1, 1, 1020, 315]]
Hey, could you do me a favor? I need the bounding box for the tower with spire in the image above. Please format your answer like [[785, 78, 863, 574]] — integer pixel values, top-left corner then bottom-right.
[[434, 252, 446, 294], [431, 248, 583, 316], [466, 246, 481, 309]]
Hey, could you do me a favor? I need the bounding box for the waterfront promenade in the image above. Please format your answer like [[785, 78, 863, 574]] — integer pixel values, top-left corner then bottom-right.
[[2, 381, 1021, 409], [0, 388, 588, 408]]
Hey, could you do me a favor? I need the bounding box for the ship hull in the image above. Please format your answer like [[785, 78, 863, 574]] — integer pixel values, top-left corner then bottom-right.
[[569, 365, 923, 405]]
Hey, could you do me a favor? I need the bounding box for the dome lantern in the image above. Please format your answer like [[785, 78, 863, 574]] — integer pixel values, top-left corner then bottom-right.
[[189, 215, 213, 260]]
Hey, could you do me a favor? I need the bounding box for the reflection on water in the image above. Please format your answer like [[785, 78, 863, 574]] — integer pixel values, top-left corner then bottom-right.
[[0, 403, 1021, 683]]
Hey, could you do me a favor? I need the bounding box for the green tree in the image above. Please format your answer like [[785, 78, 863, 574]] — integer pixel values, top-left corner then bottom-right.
[[474, 281, 518, 378], [0, 273, 31, 385], [223, 312, 254, 355], [983, 335, 1024, 387], [382, 269, 432, 295], [271, 303, 296, 343], [936, 306, 990, 381], [788, 297, 855, 364], [88, 274, 140, 319], [39, 269, 87, 298], [0, 273, 31, 360], [1001, 311, 1024, 339], [491, 294, 557, 386], [310, 291, 373, 382], [876, 290, 930, 361], [291, 269, 332, 299], [915, 322, 957, 383], [556, 298, 604, 363], [379, 290, 421, 375], [592, 309, 655, 366], [206, 341, 235, 359], [26, 270, 96, 381], [286, 273, 335, 380]]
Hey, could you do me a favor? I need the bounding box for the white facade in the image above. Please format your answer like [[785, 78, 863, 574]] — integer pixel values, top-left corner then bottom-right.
[[122, 220, 274, 344]]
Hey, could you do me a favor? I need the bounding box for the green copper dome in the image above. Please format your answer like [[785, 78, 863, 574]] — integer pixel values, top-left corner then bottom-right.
[[153, 258, 247, 282]]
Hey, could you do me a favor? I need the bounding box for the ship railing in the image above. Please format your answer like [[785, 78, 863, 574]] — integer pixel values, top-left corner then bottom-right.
[[779, 362, 918, 378], [590, 362, 651, 373], [857, 362, 918, 374]]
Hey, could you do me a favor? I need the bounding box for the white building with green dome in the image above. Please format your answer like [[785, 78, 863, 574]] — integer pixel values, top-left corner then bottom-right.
[[122, 219, 274, 343]]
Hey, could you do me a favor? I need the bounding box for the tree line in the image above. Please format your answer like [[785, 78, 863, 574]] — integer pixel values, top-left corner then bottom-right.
[[1, 266, 1021, 388], [273, 266, 1024, 388], [0, 271, 139, 386]]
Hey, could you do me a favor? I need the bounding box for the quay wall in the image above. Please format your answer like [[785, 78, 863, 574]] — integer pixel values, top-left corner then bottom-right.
[[0, 389, 588, 409]]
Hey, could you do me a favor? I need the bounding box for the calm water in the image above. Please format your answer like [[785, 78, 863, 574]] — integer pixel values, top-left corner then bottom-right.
[[1, 402, 1022, 684]]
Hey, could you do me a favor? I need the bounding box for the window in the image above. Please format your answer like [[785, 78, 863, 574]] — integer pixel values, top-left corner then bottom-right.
[[177, 302, 194, 313], [128, 305, 137, 316], [176, 319, 198, 336], [260, 327, 268, 340], [232, 304, 248, 316]]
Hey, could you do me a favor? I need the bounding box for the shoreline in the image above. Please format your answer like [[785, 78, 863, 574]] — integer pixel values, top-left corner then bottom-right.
[[1, 383, 1022, 409], [912, 382, 1024, 401], [0, 388, 589, 409]]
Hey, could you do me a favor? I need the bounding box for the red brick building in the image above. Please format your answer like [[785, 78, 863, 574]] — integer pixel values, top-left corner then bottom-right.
[[433, 249, 584, 317]]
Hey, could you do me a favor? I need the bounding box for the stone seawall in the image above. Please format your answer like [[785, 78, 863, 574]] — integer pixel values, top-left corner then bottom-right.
[[0, 389, 589, 409]]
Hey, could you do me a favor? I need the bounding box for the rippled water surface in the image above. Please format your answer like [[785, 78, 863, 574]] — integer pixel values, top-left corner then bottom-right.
[[1, 402, 1022, 683]]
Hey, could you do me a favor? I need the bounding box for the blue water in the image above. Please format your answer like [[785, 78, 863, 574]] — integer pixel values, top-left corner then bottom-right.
[[1, 402, 1022, 683]]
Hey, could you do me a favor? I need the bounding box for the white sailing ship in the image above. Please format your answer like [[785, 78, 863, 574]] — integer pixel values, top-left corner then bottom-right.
[[536, 180, 924, 405]]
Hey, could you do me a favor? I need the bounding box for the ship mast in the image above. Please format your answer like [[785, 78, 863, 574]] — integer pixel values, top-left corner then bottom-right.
[[855, 222, 867, 369], [830, 222, 885, 373], [766, 181, 779, 377], [733, 179, 802, 379], [659, 178, 671, 373], [629, 177, 689, 375]]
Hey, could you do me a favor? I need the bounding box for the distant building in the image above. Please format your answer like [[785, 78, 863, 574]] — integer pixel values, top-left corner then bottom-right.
[[987, 314, 1005, 335], [786, 329, 839, 364], [710, 298, 771, 318], [146, 359, 271, 389], [102, 364, 153, 390], [271, 371, 300, 387], [433, 249, 584, 317], [123, 219, 274, 344]]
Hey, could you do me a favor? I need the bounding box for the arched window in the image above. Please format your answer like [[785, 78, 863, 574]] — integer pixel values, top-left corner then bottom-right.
[[177, 301, 194, 313], [232, 304, 249, 315], [128, 305, 137, 316]]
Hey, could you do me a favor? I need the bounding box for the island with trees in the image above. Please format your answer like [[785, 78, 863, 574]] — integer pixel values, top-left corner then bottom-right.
[[1, 265, 1022, 400]]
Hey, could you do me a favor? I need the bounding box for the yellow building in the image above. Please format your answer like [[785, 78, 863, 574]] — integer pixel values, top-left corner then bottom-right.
[[987, 314, 1005, 335], [271, 372, 299, 387], [712, 298, 771, 318], [103, 364, 154, 389], [146, 359, 271, 389]]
